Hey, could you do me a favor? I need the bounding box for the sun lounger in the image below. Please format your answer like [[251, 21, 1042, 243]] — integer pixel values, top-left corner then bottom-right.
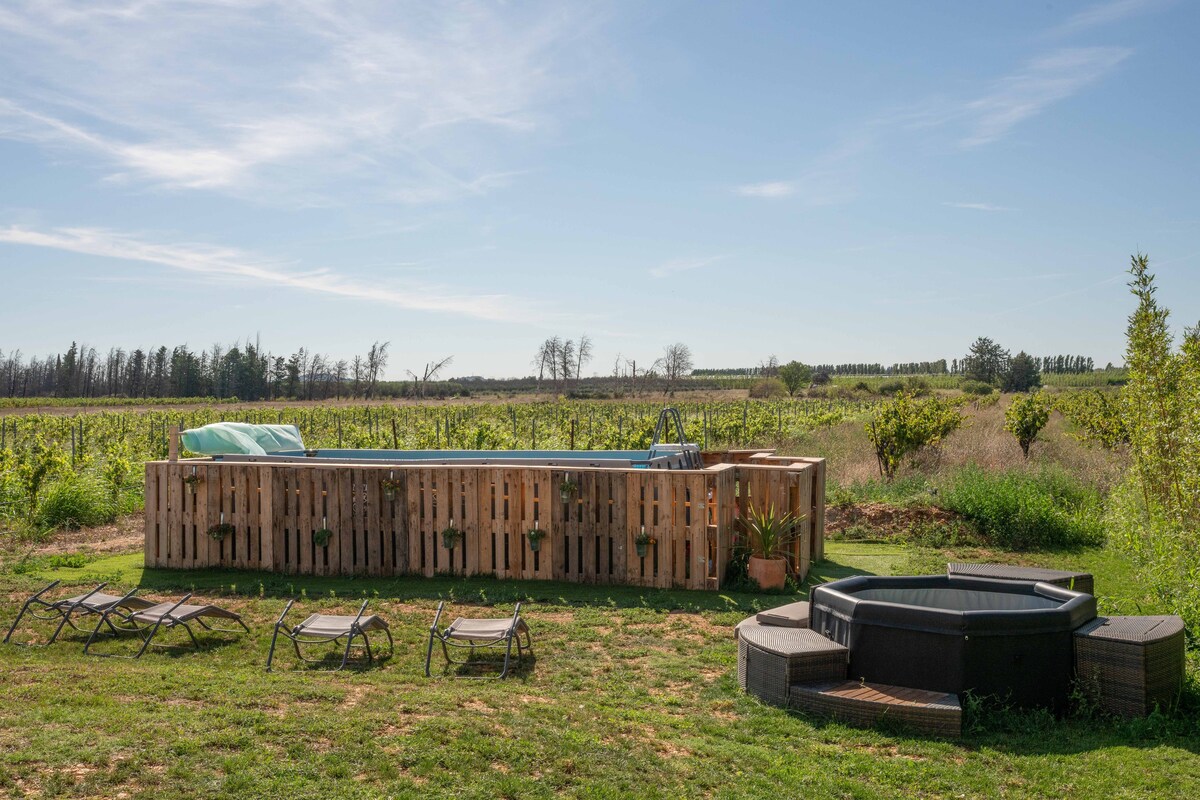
[[425, 601, 531, 678], [4, 581, 155, 646], [266, 599, 393, 671], [83, 591, 249, 658]]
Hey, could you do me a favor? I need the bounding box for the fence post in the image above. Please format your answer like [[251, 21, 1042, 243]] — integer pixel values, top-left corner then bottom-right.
[[168, 425, 179, 462]]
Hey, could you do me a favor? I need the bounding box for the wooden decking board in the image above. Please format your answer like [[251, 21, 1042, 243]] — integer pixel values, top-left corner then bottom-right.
[[790, 680, 962, 737]]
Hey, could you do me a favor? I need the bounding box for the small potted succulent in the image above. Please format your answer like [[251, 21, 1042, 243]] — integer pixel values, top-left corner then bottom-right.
[[745, 503, 801, 591], [634, 526, 655, 558], [559, 477, 578, 503], [313, 527, 334, 548], [208, 522, 235, 542], [441, 521, 462, 550], [381, 476, 403, 501], [527, 524, 546, 552]]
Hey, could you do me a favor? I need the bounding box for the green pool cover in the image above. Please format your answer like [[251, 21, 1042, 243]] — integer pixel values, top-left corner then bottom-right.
[[180, 422, 304, 455]]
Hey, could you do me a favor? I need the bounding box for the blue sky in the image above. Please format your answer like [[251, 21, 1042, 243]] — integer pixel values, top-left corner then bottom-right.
[[1, 0, 1197, 378]]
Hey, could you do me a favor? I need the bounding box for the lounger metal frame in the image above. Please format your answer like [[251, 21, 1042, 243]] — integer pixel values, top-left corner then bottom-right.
[[266, 599, 393, 671], [4, 581, 153, 646], [425, 601, 531, 679], [83, 590, 250, 659]]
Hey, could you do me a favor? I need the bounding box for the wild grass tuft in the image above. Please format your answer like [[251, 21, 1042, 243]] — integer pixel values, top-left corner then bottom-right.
[[939, 465, 1105, 550], [34, 475, 117, 531]]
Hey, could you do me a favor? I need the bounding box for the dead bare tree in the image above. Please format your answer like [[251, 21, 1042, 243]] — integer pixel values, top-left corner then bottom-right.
[[407, 355, 454, 398], [364, 341, 389, 399], [575, 334, 593, 384], [654, 343, 694, 394]]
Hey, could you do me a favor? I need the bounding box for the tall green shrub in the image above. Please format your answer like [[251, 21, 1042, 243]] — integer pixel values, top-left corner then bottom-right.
[[865, 392, 964, 482], [1112, 254, 1200, 630], [1004, 391, 1050, 459]]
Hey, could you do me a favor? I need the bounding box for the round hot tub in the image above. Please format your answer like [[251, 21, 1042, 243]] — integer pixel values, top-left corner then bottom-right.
[[810, 575, 1096, 709]]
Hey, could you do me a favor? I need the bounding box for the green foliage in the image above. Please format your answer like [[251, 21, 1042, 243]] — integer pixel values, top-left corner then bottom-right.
[[748, 378, 786, 399], [962, 336, 1010, 385], [34, 475, 116, 531], [865, 392, 965, 482], [16, 434, 69, 518], [1003, 351, 1043, 392], [960, 380, 994, 396], [744, 503, 800, 559], [827, 475, 934, 506], [1054, 389, 1130, 449], [877, 380, 905, 396], [100, 440, 133, 501], [1004, 391, 1051, 458], [777, 361, 812, 396], [1110, 253, 1200, 632], [939, 466, 1105, 550]]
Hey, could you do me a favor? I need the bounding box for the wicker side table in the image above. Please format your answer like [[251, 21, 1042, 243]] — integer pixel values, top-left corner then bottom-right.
[[1074, 615, 1185, 718], [948, 562, 1094, 595], [737, 626, 848, 708]]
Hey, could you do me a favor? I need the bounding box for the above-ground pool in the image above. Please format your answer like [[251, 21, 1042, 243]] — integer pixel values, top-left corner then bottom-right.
[[810, 575, 1097, 709], [213, 443, 702, 469]]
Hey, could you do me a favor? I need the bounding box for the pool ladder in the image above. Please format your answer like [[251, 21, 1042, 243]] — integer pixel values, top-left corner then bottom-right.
[[652, 407, 703, 469]]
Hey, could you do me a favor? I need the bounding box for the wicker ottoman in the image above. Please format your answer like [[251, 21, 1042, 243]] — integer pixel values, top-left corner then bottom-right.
[[737, 626, 848, 708], [948, 562, 1094, 595], [734, 601, 812, 640], [1074, 615, 1185, 718]]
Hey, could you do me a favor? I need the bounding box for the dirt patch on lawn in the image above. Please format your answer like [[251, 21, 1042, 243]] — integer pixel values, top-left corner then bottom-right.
[[826, 503, 961, 538], [23, 513, 146, 557]]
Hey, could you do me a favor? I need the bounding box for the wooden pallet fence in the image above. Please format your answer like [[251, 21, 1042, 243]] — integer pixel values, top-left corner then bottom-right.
[[144, 456, 825, 589]]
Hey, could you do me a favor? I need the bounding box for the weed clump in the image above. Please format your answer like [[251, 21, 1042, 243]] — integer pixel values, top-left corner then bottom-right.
[[939, 465, 1104, 550]]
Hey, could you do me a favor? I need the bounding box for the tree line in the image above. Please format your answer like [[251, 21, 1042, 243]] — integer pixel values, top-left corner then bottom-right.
[[0, 340, 407, 401]]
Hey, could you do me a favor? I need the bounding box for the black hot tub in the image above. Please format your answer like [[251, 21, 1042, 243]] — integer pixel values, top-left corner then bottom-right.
[[810, 575, 1096, 709]]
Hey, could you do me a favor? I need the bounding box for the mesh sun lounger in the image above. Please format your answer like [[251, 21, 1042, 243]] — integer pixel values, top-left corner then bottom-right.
[[425, 601, 531, 679], [4, 581, 156, 646], [83, 591, 249, 658], [266, 599, 393, 671]]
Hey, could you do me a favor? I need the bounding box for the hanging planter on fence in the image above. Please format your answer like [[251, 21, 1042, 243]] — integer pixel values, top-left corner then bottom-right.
[[441, 522, 462, 550], [527, 526, 546, 552], [183, 473, 200, 489], [559, 477, 578, 503], [634, 526, 655, 559], [207, 522, 234, 542], [313, 528, 334, 548], [381, 477, 403, 501]]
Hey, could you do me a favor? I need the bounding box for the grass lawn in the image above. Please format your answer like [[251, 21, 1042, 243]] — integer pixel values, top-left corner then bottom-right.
[[1, 541, 1198, 799]]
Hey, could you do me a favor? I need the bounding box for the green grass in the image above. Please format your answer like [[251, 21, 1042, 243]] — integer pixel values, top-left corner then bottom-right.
[[1, 541, 1198, 798]]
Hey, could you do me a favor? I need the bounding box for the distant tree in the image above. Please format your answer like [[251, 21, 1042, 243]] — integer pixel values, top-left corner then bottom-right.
[[654, 343, 694, 393], [364, 341, 389, 399], [407, 355, 453, 398], [778, 361, 812, 396], [962, 337, 1010, 385], [574, 334, 593, 383], [1003, 351, 1042, 392]]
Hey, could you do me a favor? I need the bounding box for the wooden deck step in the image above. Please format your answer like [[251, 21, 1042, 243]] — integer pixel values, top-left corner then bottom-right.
[[789, 680, 962, 737]]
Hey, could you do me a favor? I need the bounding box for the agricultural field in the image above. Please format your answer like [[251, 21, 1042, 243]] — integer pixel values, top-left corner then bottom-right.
[[0, 397, 875, 535]]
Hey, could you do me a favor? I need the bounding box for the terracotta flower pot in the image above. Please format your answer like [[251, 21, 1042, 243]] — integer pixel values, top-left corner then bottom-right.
[[748, 556, 787, 590]]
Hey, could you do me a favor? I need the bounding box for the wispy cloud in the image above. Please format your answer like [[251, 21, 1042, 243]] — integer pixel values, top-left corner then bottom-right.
[[736, 181, 794, 199], [0, 1, 607, 204], [0, 225, 527, 321], [960, 47, 1131, 148], [650, 255, 727, 279], [733, 134, 870, 206], [943, 202, 1011, 212], [1052, 0, 1170, 36]]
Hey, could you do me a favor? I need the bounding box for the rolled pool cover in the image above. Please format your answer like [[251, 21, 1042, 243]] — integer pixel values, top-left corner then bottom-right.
[[180, 423, 305, 456]]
